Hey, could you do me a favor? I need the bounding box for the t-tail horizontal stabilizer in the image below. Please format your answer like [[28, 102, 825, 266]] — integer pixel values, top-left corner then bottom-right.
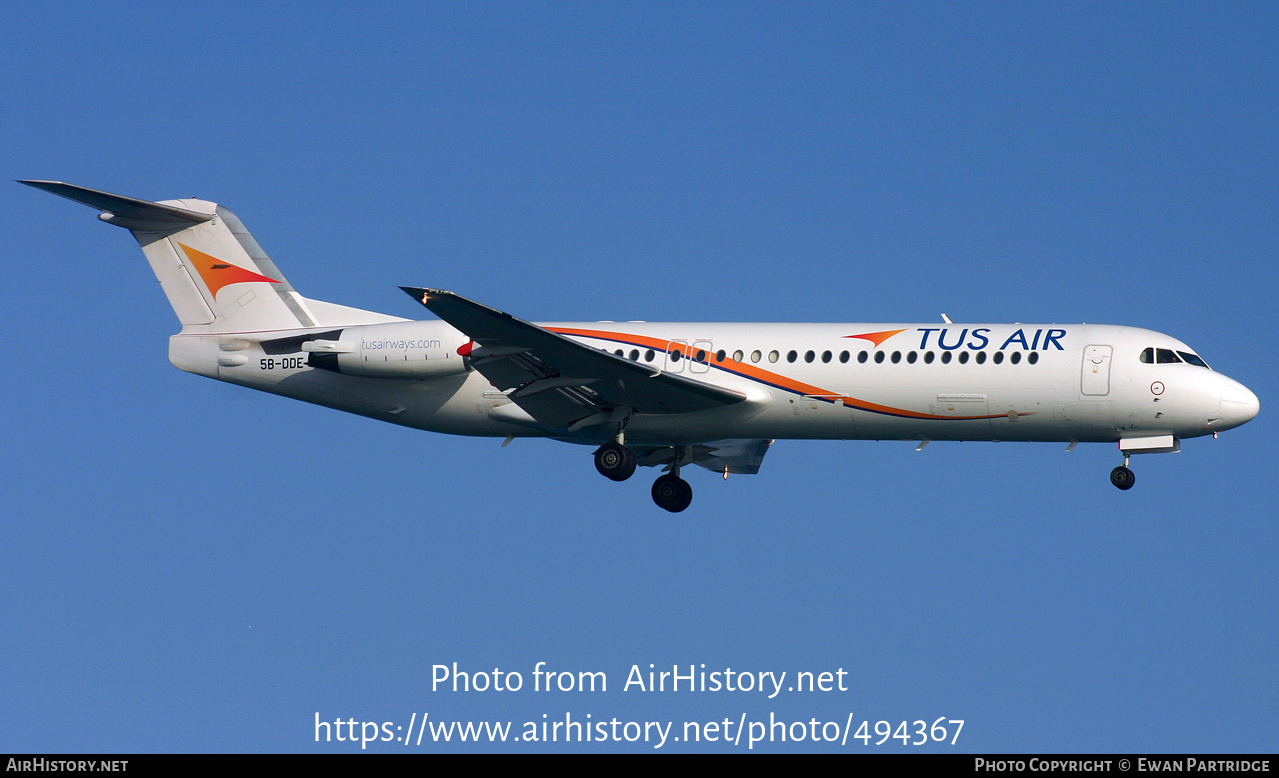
[[19, 180, 214, 231], [22, 180, 319, 332]]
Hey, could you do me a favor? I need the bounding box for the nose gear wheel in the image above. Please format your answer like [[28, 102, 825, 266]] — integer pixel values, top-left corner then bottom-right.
[[1110, 465, 1135, 490]]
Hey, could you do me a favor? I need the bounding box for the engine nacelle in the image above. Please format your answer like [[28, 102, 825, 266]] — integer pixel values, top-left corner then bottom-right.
[[305, 321, 470, 379]]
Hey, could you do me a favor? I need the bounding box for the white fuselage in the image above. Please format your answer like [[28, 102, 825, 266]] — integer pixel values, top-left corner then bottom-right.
[[169, 319, 1257, 448], [25, 180, 1259, 505]]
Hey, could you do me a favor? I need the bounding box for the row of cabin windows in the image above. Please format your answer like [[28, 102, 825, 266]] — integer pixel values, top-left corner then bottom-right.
[[609, 347, 1041, 366], [1139, 347, 1210, 368]]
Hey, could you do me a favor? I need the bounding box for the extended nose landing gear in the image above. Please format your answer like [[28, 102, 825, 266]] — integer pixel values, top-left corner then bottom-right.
[[1110, 455, 1135, 491]]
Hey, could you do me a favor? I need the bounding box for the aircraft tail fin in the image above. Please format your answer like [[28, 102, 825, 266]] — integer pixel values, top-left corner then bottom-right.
[[22, 180, 327, 333]]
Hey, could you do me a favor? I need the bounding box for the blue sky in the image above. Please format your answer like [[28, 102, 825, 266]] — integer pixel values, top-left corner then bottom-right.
[[2, 2, 1275, 753]]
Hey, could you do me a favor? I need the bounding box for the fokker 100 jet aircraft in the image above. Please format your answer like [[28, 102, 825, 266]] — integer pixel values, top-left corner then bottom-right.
[[25, 181, 1259, 512]]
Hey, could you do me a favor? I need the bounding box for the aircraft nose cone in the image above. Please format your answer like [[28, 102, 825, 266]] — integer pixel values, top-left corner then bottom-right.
[[1219, 381, 1260, 427]]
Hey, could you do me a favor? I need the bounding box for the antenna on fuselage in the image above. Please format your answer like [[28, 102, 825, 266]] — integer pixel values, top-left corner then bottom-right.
[[941, 313, 953, 324]]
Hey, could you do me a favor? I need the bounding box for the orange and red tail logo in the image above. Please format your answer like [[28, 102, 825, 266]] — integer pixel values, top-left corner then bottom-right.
[[179, 243, 280, 298]]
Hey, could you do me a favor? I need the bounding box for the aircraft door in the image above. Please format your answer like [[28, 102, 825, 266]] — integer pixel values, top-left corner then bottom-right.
[[1081, 345, 1113, 396], [689, 340, 714, 374]]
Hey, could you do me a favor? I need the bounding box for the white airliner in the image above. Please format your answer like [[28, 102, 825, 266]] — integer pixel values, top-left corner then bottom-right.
[[25, 181, 1259, 511]]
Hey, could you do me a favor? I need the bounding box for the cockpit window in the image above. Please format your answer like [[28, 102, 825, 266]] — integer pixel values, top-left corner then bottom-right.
[[1142, 346, 1210, 369], [1177, 351, 1210, 369]]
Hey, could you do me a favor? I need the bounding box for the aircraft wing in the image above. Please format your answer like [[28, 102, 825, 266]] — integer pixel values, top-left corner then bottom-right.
[[401, 287, 746, 431]]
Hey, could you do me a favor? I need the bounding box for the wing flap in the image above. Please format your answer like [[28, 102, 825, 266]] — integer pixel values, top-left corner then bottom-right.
[[688, 438, 774, 475], [633, 439, 774, 475]]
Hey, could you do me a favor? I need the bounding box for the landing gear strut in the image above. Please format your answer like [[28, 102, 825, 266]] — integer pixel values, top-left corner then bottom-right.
[[1110, 455, 1135, 490], [593, 408, 636, 482], [652, 473, 693, 513]]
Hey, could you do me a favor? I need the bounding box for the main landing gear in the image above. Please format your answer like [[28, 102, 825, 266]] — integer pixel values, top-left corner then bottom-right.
[[1110, 455, 1136, 491], [593, 441, 636, 482], [651, 472, 693, 513], [591, 440, 694, 512]]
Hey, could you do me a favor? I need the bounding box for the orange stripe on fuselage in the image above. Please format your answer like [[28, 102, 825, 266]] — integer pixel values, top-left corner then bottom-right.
[[546, 326, 1030, 421]]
